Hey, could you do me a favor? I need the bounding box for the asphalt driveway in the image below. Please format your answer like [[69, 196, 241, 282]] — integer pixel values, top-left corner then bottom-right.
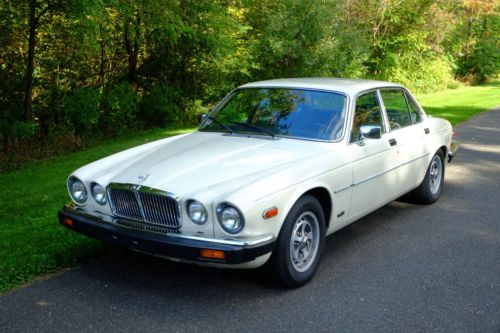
[[1, 109, 499, 333]]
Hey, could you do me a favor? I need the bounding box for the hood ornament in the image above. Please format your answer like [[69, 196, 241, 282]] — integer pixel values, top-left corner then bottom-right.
[[137, 173, 150, 182]]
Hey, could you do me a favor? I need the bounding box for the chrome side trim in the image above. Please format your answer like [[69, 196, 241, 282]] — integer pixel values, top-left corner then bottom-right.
[[333, 153, 430, 193], [333, 184, 352, 194]]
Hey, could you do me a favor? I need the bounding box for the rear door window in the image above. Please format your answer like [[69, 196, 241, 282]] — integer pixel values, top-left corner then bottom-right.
[[406, 94, 424, 123], [380, 90, 412, 130]]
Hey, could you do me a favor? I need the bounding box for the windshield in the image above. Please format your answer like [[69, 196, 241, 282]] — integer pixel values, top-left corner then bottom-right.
[[199, 88, 347, 141]]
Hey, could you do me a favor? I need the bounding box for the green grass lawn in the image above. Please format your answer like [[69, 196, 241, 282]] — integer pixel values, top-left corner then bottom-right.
[[0, 127, 194, 294], [416, 80, 500, 125], [0, 81, 499, 294]]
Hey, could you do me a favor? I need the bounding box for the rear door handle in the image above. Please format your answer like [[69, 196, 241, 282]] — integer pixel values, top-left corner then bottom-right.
[[389, 138, 397, 146], [424, 128, 430, 134]]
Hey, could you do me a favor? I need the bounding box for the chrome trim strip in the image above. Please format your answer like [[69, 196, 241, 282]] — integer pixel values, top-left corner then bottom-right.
[[166, 233, 275, 247], [353, 164, 401, 187], [333, 153, 430, 192], [333, 184, 352, 194], [354, 153, 430, 187]]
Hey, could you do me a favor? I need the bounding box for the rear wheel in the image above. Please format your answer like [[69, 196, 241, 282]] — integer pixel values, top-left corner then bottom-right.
[[268, 195, 325, 288], [411, 149, 445, 204]]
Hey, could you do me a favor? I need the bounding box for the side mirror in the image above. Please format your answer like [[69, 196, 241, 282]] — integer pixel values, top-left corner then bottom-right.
[[199, 114, 207, 124], [357, 125, 381, 146]]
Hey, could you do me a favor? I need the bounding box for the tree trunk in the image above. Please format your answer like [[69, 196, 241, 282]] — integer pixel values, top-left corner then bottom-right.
[[124, 15, 139, 87], [464, 10, 473, 60], [98, 23, 106, 87], [24, 0, 36, 121]]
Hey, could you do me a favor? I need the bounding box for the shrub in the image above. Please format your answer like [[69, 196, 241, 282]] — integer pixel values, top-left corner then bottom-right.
[[139, 83, 181, 127], [183, 99, 210, 126], [100, 83, 141, 135], [379, 53, 458, 93], [62, 87, 100, 135]]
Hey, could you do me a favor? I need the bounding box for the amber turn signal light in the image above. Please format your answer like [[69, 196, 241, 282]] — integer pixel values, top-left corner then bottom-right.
[[62, 217, 74, 227], [262, 206, 278, 219], [200, 249, 226, 259]]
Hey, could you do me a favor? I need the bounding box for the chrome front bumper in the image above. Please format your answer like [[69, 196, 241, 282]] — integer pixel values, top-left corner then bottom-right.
[[58, 204, 276, 264]]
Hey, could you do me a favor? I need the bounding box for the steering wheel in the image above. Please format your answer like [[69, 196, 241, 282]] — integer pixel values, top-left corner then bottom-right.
[[390, 121, 401, 130]]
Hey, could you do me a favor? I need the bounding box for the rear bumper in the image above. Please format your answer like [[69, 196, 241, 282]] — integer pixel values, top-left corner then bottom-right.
[[448, 140, 459, 162], [58, 205, 275, 265]]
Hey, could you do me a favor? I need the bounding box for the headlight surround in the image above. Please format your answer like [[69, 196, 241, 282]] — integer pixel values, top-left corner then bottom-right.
[[216, 203, 244, 234], [91, 183, 107, 205], [186, 200, 208, 225], [68, 176, 87, 204]]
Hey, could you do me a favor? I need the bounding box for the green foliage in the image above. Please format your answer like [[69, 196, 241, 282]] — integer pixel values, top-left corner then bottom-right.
[[456, 16, 500, 83], [244, 0, 368, 79], [0, 0, 499, 163], [100, 83, 141, 134], [140, 84, 181, 127], [62, 87, 101, 135], [380, 54, 457, 93]]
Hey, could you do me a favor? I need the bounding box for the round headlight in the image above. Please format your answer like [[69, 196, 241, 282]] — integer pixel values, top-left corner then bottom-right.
[[217, 203, 244, 234], [187, 200, 208, 225], [68, 176, 87, 204], [91, 183, 107, 205]]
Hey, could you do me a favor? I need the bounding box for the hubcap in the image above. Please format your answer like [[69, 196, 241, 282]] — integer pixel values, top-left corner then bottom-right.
[[429, 155, 443, 195], [289, 211, 319, 272]]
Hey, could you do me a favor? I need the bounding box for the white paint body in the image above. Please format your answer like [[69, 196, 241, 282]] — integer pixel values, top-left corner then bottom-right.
[[69, 79, 453, 268]]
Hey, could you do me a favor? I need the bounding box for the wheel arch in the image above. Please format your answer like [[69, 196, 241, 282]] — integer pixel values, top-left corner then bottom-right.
[[302, 187, 332, 230], [275, 185, 333, 233], [439, 145, 447, 158]]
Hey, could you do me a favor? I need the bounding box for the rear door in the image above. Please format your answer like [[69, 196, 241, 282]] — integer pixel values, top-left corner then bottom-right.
[[379, 89, 429, 192]]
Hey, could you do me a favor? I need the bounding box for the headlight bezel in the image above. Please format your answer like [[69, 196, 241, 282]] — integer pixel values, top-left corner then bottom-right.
[[186, 199, 208, 225], [91, 182, 107, 205], [68, 176, 88, 205], [216, 202, 245, 234]]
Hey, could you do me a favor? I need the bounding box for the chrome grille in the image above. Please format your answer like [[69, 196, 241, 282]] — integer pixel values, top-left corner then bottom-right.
[[107, 184, 181, 229]]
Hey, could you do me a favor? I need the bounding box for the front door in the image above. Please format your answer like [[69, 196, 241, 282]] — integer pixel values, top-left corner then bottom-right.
[[347, 91, 400, 221]]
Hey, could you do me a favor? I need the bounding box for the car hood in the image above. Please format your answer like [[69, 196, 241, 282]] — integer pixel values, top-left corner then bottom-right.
[[92, 132, 329, 199]]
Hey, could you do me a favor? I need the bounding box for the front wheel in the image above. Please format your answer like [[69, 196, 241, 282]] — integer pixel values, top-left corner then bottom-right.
[[268, 195, 326, 288], [411, 149, 445, 204]]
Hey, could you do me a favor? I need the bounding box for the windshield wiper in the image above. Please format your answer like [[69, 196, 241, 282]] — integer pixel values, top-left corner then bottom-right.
[[206, 115, 233, 134], [230, 122, 275, 138]]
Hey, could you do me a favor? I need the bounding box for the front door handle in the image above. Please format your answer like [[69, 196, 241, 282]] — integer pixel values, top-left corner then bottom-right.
[[389, 138, 397, 146], [424, 128, 430, 134]]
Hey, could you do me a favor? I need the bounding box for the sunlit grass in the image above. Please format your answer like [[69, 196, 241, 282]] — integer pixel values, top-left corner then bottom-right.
[[416, 81, 500, 126]]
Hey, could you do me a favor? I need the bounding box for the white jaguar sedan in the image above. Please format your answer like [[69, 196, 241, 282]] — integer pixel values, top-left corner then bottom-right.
[[59, 78, 458, 287]]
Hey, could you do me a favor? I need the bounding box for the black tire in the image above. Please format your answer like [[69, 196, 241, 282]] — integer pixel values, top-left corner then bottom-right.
[[411, 149, 445, 204], [267, 195, 326, 288]]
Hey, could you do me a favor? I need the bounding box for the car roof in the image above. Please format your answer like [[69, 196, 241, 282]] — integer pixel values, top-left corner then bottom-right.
[[238, 78, 404, 96]]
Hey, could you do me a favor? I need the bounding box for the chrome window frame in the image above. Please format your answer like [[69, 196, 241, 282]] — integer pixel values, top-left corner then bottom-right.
[[377, 87, 417, 132], [198, 87, 350, 143], [347, 88, 389, 145]]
